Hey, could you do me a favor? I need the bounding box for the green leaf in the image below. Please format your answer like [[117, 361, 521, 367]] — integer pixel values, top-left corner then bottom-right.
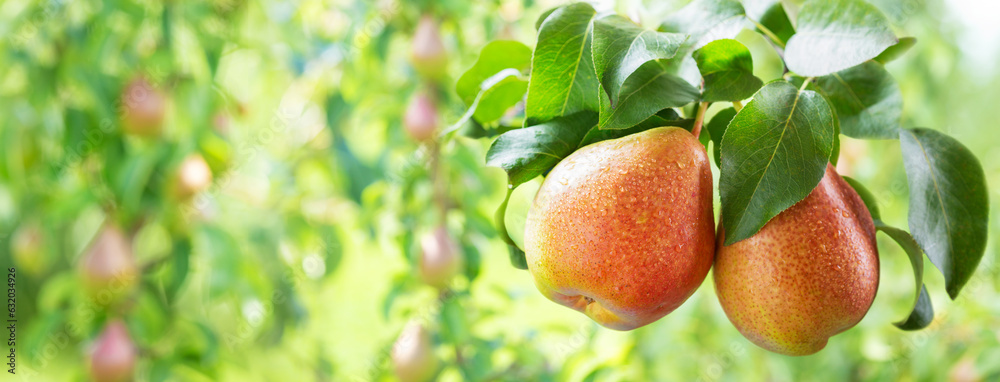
[[693, 39, 763, 102], [899, 128, 989, 299], [744, 0, 795, 44], [878, 224, 935, 330], [579, 109, 691, 148], [525, 3, 600, 124], [841, 176, 882, 221], [486, 111, 598, 187], [164, 237, 191, 303], [811, 61, 902, 139], [874, 37, 917, 64], [507, 245, 528, 270], [456, 40, 532, 105], [592, 15, 687, 106], [535, 7, 559, 31], [842, 176, 931, 329], [706, 107, 737, 166], [719, 81, 836, 244], [472, 73, 529, 125], [597, 59, 700, 130], [785, 0, 898, 76], [660, 0, 746, 49], [494, 184, 527, 269], [461, 241, 482, 281]]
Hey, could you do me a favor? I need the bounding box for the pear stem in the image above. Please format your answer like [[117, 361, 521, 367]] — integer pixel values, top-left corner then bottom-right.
[[691, 102, 709, 139]]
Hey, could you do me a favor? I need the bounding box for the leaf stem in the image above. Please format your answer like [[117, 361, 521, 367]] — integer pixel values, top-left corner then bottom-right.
[[750, 19, 785, 49], [732, 100, 743, 112], [691, 101, 709, 139], [799, 77, 814, 92]]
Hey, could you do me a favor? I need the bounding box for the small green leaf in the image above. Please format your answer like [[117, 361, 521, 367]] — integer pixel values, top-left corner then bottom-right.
[[593, 15, 687, 106], [744, 0, 795, 44], [597, 59, 700, 130], [660, 0, 746, 49], [811, 61, 902, 139], [461, 241, 482, 281], [785, 0, 898, 76], [706, 107, 737, 166], [693, 39, 763, 102], [874, 37, 917, 64], [456, 40, 532, 105], [507, 245, 528, 270], [841, 176, 882, 221], [900, 128, 989, 299], [472, 73, 529, 125], [877, 224, 935, 330], [164, 237, 191, 303], [526, 3, 600, 124], [579, 109, 691, 148], [486, 111, 598, 187], [719, 81, 836, 244]]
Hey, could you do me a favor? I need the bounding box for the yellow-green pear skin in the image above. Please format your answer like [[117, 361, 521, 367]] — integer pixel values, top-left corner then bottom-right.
[[524, 127, 716, 331], [714, 164, 879, 356]]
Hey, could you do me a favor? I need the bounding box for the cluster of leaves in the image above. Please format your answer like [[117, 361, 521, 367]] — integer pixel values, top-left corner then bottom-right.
[[456, 0, 989, 332]]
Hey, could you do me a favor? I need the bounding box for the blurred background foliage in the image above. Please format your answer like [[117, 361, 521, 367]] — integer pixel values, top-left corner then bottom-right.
[[0, 0, 998, 381]]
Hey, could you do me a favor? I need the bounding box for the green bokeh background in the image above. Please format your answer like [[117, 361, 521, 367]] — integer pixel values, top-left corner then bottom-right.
[[1, 0, 998, 381]]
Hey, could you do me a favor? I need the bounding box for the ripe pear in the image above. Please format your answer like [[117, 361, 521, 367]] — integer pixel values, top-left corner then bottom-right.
[[79, 226, 138, 300], [419, 227, 462, 289], [90, 320, 137, 382], [404, 91, 439, 142], [524, 127, 716, 331], [173, 154, 213, 199], [410, 15, 448, 80], [120, 78, 166, 137], [391, 321, 438, 382], [714, 164, 879, 356]]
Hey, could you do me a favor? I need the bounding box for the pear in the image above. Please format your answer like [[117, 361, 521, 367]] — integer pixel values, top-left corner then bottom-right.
[[419, 226, 462, 289], [11, 223, 48, 276], [409, 15, 448, 80], [524, 127, 716, 330], [89, 320, 137, 382], [391, 321, 438, 382], [404, 91, 439, 142], [79, 225, 138, 301], [173, 154, 213, 199], [120, 78, 166, 137], [714, 164, 879, 356]]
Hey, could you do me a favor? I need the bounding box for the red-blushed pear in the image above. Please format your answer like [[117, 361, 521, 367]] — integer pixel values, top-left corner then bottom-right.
[[409, 15, 448, 80], [391, 321, 438, 382], [90, 320, 137, 382], [714, 164, 879, 356], [524, 127, 716, 331], [79, 225, 138, 299], [173, 154, 213, 199], [403, 91, 439, 142], [419, 226, 462, 289], [120, 78, 166, 137]]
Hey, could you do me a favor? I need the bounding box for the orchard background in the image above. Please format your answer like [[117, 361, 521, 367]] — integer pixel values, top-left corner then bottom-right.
[[1, 0, 999, 381]]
